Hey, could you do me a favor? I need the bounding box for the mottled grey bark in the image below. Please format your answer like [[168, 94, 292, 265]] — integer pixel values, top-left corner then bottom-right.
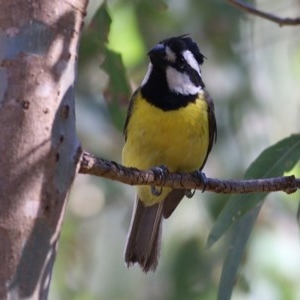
[[0, 0, 88, 299]]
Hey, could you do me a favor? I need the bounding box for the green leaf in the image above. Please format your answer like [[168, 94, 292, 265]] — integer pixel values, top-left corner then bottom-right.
[[79, 1, 112, 64], [207, 133, 300, 248], [206, 134, 300, 300], [78, 1, 130, 130], [217, 204, 262, 300], [102, 47, 131, 130]]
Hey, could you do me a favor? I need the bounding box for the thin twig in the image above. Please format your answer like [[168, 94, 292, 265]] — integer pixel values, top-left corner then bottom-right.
[[227, 0, 300, 26], [79, 151, 300, 194]]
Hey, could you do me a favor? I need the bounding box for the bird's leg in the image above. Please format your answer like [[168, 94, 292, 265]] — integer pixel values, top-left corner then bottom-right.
[[197, 170, 208, 193], [150, 165, 169, 196], [185, 170, 207, 197]]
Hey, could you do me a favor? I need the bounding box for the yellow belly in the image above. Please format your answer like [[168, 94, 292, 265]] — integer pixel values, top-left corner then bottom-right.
[[122, 91, 209, 205]]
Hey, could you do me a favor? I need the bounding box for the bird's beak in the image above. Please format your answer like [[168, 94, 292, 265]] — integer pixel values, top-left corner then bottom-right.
[[148, 44, 166, 66], [148, 43, 165, 57]]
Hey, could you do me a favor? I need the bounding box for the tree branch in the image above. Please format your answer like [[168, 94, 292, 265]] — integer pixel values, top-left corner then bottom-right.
[[79, 151, 300, 194], [227, 0, 300, 26]]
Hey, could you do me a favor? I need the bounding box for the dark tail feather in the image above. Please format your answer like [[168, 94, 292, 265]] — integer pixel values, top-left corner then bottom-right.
[[124, 198, 163, 272], [162, 189, 185, 218]]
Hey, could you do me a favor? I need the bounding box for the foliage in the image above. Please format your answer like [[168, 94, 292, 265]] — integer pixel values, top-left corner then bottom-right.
[[208, 134, 300, 299]]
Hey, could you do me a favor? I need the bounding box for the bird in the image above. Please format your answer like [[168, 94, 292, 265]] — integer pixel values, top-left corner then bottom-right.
[[122, 35, 217, 272]]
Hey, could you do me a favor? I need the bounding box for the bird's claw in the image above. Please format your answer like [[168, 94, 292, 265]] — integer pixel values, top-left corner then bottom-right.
[[151, 165, 169, 178], [151, 186, 163, 196], [185, 189, 196, 198], [197, 170, 208, 193], [150, 165, 169, 196]]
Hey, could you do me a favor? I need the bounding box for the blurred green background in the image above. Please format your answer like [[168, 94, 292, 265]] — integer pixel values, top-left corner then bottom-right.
[[49, 0, 300, 299]]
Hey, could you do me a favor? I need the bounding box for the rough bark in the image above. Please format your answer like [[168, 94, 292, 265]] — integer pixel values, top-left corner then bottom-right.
[[0, 0, 88, 299]]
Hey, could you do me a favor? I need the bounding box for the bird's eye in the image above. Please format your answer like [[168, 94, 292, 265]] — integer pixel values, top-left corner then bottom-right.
[[178, 56, 185, 69]]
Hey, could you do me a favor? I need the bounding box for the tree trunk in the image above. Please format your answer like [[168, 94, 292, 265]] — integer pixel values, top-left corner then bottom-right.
[[0, 0, 88, 299]]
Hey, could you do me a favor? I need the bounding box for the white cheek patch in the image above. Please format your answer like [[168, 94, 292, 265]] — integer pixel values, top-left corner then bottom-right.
[[166, 66, 201, 95], [165, 46, 176, 63], [141, 63, 153, 86], [182, 50, 201, 74]]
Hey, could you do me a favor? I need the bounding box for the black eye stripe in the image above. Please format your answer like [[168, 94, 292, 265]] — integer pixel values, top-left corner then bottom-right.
[[188, 67, 203, 87], [162, 36, 205, 65], [179, 55, 185, 63], [169, 55, 198, 72], [167, 58, 204, 88], [174, 56, 185, 69]]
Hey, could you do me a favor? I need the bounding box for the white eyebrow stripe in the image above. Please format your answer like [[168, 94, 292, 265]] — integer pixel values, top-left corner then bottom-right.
[[182, 50, 200, 74]]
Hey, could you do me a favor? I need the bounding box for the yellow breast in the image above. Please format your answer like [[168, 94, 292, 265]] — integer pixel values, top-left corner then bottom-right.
[[122, 91, 209, 205]]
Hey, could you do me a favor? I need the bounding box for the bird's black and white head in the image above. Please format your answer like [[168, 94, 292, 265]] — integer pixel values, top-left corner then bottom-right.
[[140, 35, 206, 110]]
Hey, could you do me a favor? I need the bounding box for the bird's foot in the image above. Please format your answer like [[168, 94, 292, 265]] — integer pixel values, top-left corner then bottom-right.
[[151, 186, 163, 196], [150, 165, 169, 196], [185, 189, 196, 198], [196, 170, 208, 193]]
